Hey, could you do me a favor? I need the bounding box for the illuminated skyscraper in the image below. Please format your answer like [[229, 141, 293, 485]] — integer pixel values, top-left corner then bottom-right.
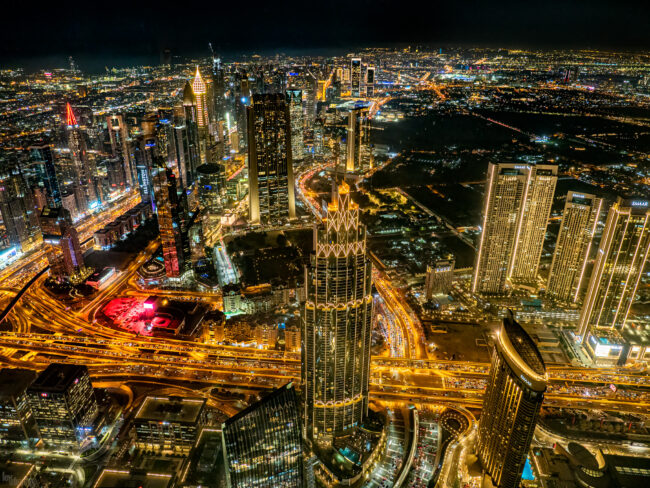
[[577, 197, 650, 340], [65, 103, 97, 210], [60, 225, 84, 276], [473, 163, 557, 294], [547, 192, 602, 303], [477, 313, 546, 488], [192, 67, 210, 164], [365, 66, 375, 97], [26, 364, 98, 449], [286, 89, 304, 162], [192, 66, 209, 129], [0, 160, 42, 252], [473, 163, 528, 295], [350, 58, 362, 97], [107, 114, 136, 189], [154, 164, 185, 278], [424, 258, 455, 300], [508, 164, 557, 284], [302, 183, 373, 446], [345, 106, 371, 173], [222, 383, 304, 488], [29, 144, 61, 208], [247, 94, 296, 225]]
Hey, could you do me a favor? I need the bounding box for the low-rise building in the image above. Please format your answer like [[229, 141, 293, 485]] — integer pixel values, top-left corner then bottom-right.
[[133, 396, 206, 454]]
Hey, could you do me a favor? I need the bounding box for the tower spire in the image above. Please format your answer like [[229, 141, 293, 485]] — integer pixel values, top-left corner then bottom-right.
[[65, 102, 77, 127]]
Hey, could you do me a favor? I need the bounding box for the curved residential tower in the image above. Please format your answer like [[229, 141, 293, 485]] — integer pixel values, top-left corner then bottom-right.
[[477, 312, 547, 488]]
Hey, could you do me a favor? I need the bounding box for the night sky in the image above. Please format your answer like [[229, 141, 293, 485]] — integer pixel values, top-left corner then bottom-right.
[[2, 0, 649, 71]]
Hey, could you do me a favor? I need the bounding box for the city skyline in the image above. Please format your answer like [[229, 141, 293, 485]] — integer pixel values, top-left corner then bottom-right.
[[0, 42, 649, 488]]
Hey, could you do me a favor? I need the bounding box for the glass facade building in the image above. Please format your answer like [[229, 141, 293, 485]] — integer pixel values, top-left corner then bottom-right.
[[222, 383, 304, 488], [247, 93, 296, 225], [477, 313, 547, 488]]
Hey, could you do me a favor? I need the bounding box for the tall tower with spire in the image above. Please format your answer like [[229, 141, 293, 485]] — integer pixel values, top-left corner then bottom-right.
[[301, 182, 373, 447], [65, 103, 97, 212], [191, 67, 210, 164]]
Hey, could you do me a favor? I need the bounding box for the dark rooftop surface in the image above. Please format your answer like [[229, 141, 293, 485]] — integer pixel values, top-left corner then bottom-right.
[[26, 363, 88, 393], [0, 368, 37, 399], [504, 314, 546, 376]]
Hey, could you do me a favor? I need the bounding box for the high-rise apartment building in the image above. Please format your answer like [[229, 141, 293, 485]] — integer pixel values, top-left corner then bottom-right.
[[350, 58, 362, 97], [26, 364, 98, 449], [0, 160, 42, 253], [365, 67, 375, 97], [547, 192, 602, 303], [424, 258, 455, 300], [508, 164, 557, 284], [473, 163, 528, 295], [247, 93, 296, 225], [477, 313, 546, 488], [302, 183, 373, 445], [577, 197, 650, 340], [286, 89, 304, 162], [65, 103, 97, 209], [29, 144, 61, 208], [472, 162, 557, 294], [222, 383, 304, 487], [345, 107, 371, 173], [107, 114, 135, 189]]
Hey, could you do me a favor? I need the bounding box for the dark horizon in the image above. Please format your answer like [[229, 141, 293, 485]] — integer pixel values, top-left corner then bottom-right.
[[2, 0, 649, 72]]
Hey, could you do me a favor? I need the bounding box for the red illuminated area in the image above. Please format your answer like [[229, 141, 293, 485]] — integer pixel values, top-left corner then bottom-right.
[[100, 297, 182, 336]]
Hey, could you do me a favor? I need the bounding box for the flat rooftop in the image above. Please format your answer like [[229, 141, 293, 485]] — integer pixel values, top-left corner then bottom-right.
[[134, 396, 205, 424], [0, 368, 37, 399], [92, 469, 173, 488], [0, 462, 35, 488], [27, 363, 88, 393]]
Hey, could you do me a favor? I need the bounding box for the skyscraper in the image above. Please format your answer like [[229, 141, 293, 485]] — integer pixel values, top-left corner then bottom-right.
[[302, 182, 373, 446], [222, 383, 304, 488], [154, 165, 186, 278], [65, 103, 97, 210], [107, 114, 135, 189], [29, 144, 61, 208], [577, 197, 650, 340], [191, 67, 210, 164], [350, 58, 362, 97], [547, 192, 602, 303], [345, 106, 371, 173], [40, 206, 82, 278], [477, 313, 546, 488], [508, 164, 557, 284], [247, 93, 296, 225], [472, 162, 557, 294], [26, 364, 98, 449], [286, 89, 304, 163], [60, 225, 84, 276], [473, 163, 528, 295], [365, 66, 375, 97], [0, 160, 42, 252]]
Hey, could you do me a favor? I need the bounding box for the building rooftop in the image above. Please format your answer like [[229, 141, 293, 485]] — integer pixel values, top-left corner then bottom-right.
[[92, 469, 173, 488], [0, 368, 36, 399], [503, 313, 546, 377], [0, 462, 35, 488], [134, 396, 205, 424], [27, 363, 88, 394]]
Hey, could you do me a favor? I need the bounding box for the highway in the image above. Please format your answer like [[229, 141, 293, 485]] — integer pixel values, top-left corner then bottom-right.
[[0, 160, 647, 430]]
